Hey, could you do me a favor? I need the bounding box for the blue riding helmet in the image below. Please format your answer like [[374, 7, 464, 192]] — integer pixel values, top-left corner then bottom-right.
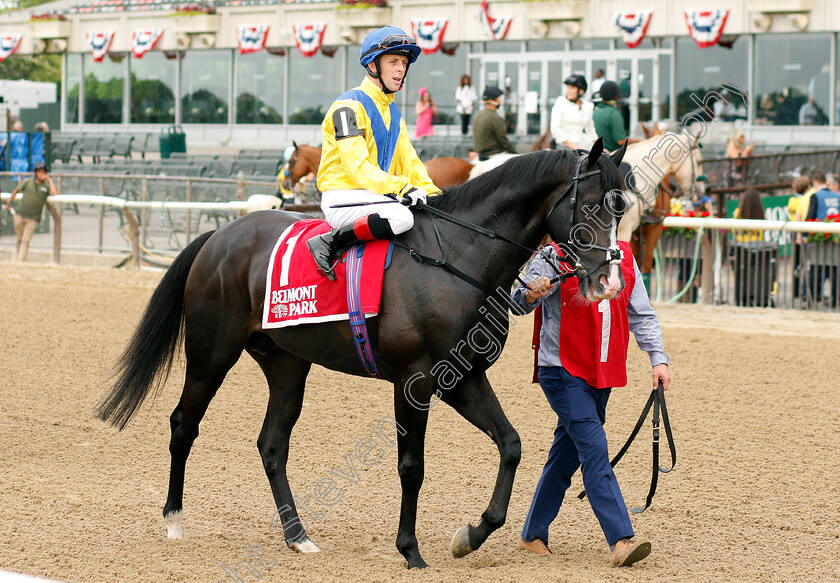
[[360, 26, 422, 67]]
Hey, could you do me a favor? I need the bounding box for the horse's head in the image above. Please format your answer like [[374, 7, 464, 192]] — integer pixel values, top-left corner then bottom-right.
[[546, 138, 629, 302], [282, 142, 316, 192], [671, 131, 706, 199]]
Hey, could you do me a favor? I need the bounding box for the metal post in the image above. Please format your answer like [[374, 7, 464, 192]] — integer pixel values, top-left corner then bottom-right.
[[236, 171, 246, 217], [98, 176, 105, 253], [123, 208, 141, 269], [48, 204, 61, 264], [141, 177, 149, 249], [701, 231, 714, 305], [186, 178, 193, 243]]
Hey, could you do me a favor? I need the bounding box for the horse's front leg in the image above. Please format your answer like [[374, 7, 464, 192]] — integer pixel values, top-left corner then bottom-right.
[[440, 372, 521, 558], [393, 373, 432, 569]]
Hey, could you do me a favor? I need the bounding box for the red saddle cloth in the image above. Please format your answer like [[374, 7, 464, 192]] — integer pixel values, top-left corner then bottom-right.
[[262, 219, 389, 329]]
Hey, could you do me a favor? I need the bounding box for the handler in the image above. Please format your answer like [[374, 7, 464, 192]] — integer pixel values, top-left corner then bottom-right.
[[4, 161, 56, 262], [511, 241, 670, 567], [309, 26, 441, 279]]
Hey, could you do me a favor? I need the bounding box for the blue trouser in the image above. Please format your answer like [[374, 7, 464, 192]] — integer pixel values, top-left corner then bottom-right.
[[521, 366, 634, 547]]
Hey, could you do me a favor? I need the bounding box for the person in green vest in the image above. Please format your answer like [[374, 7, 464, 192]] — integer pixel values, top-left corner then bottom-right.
[[4, 161, 56, 262], [473, 85, 517, 161], [593, 81, 639, 152]]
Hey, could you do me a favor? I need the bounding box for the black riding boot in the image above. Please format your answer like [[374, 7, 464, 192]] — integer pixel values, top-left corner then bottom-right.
[[307, 223, 358, 280]]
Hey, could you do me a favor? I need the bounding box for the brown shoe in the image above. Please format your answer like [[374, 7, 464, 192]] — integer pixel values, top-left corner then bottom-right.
[[518, 537, 553, 556], [610, 538, 651, 567]]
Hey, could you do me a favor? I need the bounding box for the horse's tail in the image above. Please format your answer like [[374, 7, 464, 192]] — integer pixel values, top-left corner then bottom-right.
[[96, 230, 216, 430]]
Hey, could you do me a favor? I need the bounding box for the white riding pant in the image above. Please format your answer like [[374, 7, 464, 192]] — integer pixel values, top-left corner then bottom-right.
[[321, 189, 414, 235]]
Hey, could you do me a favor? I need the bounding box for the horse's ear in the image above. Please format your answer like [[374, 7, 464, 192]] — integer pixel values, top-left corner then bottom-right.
[[293, 140, 298, 149], [587, 137, 604, 168], [610, 140, 628, 167]]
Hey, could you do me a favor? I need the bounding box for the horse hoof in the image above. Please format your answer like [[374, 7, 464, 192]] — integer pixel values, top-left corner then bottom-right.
[[289, 537, 321, 553], [164, 510, 183, 540], [451, 526, 474, 558]]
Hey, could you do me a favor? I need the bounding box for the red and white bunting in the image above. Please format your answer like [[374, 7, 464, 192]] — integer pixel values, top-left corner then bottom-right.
[[0, 34, 23, 63], [237, 24, 269, 55], [410, 18, 448, 55], [86, 30, 115, 63], [614, 11, 652, 49], [480, 0, 512, 41], [131, 29, 163, 59], [685, 10, 729, 49], [292, 22, 326, 58]]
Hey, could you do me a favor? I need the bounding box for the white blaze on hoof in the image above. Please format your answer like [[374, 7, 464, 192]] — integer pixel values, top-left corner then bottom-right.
[[289, 537, 321, 553], [164, 510, 184, 539]]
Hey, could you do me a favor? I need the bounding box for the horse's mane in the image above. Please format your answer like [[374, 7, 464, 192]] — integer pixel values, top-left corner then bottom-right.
[[427, 149, 624, 213]]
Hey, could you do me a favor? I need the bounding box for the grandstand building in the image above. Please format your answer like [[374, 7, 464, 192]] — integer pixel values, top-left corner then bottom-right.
[[2, 0, 840, 148]]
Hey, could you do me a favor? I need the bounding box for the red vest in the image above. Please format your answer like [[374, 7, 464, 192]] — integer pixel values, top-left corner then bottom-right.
[[532, 241, 635, 389]]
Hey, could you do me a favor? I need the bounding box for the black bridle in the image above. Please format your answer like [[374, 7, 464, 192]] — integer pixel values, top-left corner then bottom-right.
[[544, 154, 623, 282], [392, 152, 622, 296]]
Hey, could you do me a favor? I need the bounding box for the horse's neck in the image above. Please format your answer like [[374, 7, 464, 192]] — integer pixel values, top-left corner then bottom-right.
[[626, 135, 687, 209]]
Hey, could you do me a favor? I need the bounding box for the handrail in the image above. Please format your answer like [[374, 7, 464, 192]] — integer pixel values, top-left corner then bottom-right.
[[663, 216, 840, 234], [0, 170, 276, 187]]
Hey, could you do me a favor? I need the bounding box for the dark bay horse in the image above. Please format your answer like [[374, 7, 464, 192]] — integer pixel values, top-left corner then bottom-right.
[[283, 142, 475, 191], [97, 141, 628, 570]]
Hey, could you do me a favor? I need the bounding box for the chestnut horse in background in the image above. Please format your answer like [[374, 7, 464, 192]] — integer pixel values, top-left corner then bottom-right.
[[283, 142, 475, 191], [617, 131, 705, 285]]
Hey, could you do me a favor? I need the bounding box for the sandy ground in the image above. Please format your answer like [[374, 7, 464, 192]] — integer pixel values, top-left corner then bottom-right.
[[1, 261, 839, 583]]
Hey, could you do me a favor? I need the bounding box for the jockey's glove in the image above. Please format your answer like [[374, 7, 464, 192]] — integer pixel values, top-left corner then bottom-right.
[[402, 187, 429, 206]]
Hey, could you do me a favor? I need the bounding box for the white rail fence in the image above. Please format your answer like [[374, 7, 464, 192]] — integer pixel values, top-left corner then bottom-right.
[[3, 195, 840, 312]]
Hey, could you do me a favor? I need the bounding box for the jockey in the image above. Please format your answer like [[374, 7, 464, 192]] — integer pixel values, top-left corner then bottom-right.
[[550, 74, 597, 150], [309, 26, 441, 279]]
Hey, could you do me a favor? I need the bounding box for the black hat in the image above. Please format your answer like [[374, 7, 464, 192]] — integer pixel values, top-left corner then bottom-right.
[[33, 161, 47, 172], [483, 85, 503, 101], [564, 74, 588, 93], [599, 81, 619, 102]]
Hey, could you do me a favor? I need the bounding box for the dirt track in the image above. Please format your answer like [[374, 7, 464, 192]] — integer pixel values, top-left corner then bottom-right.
[[2, 261, 839, 583]]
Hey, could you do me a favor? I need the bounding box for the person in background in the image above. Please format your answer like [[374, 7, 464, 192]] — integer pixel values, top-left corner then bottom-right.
[[4, 161, 57, 262], [473, 85, 517, 161], [732, 189, 765, 242], [724, 129, 754, 188], [806, 172, 840, 221], [789, 176, 812, 300], [550, 74, 596, 150], [455, 74, 477, 136], [34, 121, 50, 133], [590, 68, 605, 98], [799, 95, 821, 126], [415, 87, 437, 139], [592, 81, 639, 152], [512, 241, 670, 568]]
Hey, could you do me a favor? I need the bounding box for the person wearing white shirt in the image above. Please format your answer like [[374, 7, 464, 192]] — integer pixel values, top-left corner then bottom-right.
[[590, 68, 605, 98], [455, 74, 478, 136], [550, 74, 597, 150]]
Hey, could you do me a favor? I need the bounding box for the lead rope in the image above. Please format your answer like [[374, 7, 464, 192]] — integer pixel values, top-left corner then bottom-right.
[[577, 380, 675, 513]]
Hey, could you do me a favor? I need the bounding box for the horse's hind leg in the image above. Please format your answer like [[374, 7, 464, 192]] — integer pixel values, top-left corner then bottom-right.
[[162, 317, 248, 539], [441, 373, 521, 558], [247, 341, 317, 553]]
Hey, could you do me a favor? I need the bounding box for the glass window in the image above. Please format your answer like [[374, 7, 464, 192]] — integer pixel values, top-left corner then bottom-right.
[[181, 50, 231, 124], [527, 40, 565, 52], [83, 54, 124, 124], [130, 52, 176, 124], [755, 33, 831, 126], [235, 50, 284, 124], [288, 50, 343, 125], [484, 41, 521, 54], [404, 49, 468, 127], [675, 36, 747, 123], [66, 53, 82, 124], [345, 45, 366, 91], [571, 39, 610, 51], [658, 53, 672, 120]]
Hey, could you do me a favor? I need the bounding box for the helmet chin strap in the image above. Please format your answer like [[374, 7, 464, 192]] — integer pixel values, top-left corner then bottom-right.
[[368, 57, 409, 95]]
